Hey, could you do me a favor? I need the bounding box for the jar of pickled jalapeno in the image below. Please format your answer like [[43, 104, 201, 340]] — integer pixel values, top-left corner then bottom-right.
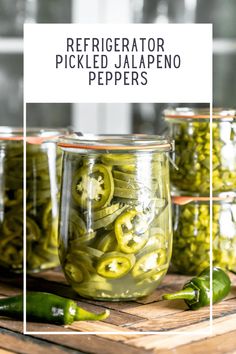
[[164, 108, 236, 194], [58, 134, 174, 300], [171, 195, 236, 275], [0, 127, 65, 273]]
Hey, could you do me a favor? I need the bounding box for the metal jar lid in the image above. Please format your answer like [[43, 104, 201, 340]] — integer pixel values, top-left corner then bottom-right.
[[58, 133, 174, 152]]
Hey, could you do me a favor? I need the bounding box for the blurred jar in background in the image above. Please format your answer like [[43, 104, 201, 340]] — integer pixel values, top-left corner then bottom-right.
[[132, 0, 236, 132], [0, 128, 65, 273], [0, 1, 71, 129], [0, 56, 23, 126], [164, 107, 236, 195]]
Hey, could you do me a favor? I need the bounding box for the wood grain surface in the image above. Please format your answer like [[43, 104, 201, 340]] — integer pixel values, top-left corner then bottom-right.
[[0, 270, 235, 354]]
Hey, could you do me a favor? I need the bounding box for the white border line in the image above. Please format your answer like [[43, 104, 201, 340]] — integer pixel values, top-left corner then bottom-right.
[[23, 108, 27, 333], [209, 24, 213, 335], [23, 23, 27, 332], [209, 102, 213, 335], [23, 101, 213, 336]]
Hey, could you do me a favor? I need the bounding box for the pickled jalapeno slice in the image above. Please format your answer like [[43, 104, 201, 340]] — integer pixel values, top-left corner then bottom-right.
[[72, 164, 114, 210], [96, 252, 135, 279], [26, 217, 42, 242], [69, 209, 87, 238], [2, 212, 23, 236], [132, 249, 166, 279], [67, 250, 96, 274], [92, 203, 120, 221], [101, 152, 136, 173], [5, 189, 23, 207], [101, 154, 135, 166], [172, 201, 236, 275], [0, 137, 63, 272], [112, 170, 137, 183], [91, 205, 127, 230], [59, 147, 172, 300], [114, 209, 149, 254], [97, 231, 119, 253]]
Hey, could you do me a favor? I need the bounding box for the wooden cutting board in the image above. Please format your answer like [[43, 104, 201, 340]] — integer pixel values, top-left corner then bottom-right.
[[0, 270, 235, 354]]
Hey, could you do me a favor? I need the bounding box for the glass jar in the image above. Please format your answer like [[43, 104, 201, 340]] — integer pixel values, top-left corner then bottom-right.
[[58, 134, 173, 300], [0, 127, 65, 273], [164, 108, 236, 194], [171, 195, 236, 275]]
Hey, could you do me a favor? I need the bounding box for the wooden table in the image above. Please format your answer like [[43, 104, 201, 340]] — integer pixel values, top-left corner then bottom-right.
[[0, 269, 235, 354]]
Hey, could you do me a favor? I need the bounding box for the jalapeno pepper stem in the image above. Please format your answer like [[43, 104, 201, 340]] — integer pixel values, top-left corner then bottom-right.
[[75, 307, 110, 321], [162, 287, 196, 301]]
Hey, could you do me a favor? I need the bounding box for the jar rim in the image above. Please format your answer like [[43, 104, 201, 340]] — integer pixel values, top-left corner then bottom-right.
[[58, 133, 174, 152], [164, 107, 236, 120], [0, 127, 68, 144]]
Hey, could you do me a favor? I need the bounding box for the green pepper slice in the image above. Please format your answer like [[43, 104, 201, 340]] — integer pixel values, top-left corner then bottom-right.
[[136, 268, 167, 287], [42, 201, 54, 229], [132, 249, 166, 279], [113, 178, 141, 189], [114, 187, 140, 199], [113, 170, 137, 183], [69, 209, 88, 241], [74, 276, 113, 297], [101, 153, 135, 166], [64, 261, 89, 283], [69, 209, 97, 244], [72, 164, 114, 210], [114, 209, 149, 254], [92, 203, 120, 221], [91, 205, 127, 230], [67, 250, 96, 273], [96, 252, 135, 279], [5, 189, 23, 207], [101, 153, 136, 173]]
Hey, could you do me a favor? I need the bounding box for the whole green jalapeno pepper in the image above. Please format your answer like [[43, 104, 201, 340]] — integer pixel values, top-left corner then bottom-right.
[[162, 267, 231, 310], [132, 249, 166, 280], [0, 292, 110, 324]]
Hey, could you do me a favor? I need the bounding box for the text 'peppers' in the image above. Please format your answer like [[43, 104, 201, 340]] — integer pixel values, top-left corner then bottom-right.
[[0, 292, 110, 325]]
